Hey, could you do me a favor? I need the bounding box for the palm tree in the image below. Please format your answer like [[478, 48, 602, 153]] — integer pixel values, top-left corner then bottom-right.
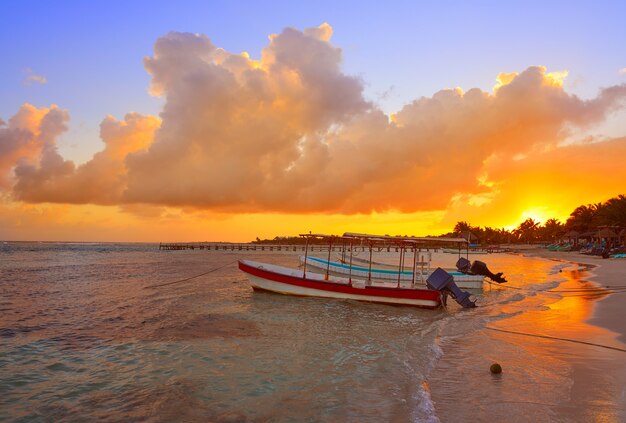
[[538, 218, 564, 243], [482, 226, 499, 244], [453, 221, 472, 234], [514, 218, 540, 243], [498, 228, 514, 244], [596, 195, 626, 227], [452, 221, 480, 243], [566, 204, 598, 233]]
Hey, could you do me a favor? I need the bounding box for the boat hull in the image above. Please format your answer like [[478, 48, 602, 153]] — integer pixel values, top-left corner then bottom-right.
[[301, 256, 484, 289], [239, 260, 441, 309], [442, 248, 488, 254]]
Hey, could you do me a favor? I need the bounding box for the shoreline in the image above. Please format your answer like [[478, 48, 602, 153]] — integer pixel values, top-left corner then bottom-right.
[[428, 248, 626, 421], [516, 248, 626, 421], [519, 247, 626, 344]]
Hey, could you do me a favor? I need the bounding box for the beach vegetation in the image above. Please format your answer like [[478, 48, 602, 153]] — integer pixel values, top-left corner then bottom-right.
[[447, 194, 625, 246], [251, 195, 625, 246]]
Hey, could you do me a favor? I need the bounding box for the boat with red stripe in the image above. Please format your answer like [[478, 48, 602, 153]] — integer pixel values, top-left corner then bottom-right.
[[238, 232, 487, 309], [239, 259, 442, 308]]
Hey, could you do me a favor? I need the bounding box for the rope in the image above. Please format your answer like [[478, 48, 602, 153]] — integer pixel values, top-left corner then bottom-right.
[[551, 291, 626, 297], [144, 260, 237, 289], [547, 287, 626, 292], [485, 280, 626, 296], [486, 327, 626, 353], [485, 280, 524, 290], [542, 288, 626, 297]]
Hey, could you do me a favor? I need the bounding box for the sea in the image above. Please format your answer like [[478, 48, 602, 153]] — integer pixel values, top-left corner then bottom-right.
[[1, 242, 624, 422]]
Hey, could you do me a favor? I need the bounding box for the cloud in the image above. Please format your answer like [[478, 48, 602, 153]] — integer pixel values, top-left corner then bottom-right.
[[124, 24, 370, 209], [124, 28, 626, 213], [441, 136, 626, 228], [0, 104, 68, 189], [3, 25, 626, 219], [620, 68, 626, 76], [12, 112, 160, 204], [23, 68, 48, 85]]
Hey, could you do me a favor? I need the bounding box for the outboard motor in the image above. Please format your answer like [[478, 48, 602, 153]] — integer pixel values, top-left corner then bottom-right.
[[470, 260, 507, 283], [427, 268, 476, 308], [456, 257, 471, 273]]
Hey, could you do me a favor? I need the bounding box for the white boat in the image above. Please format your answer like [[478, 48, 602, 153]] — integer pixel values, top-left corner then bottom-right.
[[239, 259, 443, 308], [238, 232, 483, 309], [442, 248, 488, 254], [300, 255, 485, 289]]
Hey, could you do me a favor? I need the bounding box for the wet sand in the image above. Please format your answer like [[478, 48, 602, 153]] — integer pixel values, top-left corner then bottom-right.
[[515, 248, 626, 421], [523, 248, 626, 344], [429, 248, 626, 421]]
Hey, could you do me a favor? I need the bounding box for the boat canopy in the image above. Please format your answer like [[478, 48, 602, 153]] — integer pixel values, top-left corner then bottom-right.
[[343, 232, 468, 245], [298, 232, 468, 246], [289, 231, 479, 308]]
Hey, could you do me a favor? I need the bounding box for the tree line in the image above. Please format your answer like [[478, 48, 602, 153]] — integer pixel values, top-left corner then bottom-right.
[[449, 194, 626, 244], [251, 194, 625, 246]]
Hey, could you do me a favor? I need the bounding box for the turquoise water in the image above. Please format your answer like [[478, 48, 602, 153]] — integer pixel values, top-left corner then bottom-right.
[[1, 243, 623, 421]]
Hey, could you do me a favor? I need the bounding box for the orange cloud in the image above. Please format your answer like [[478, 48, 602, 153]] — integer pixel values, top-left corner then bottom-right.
[[0, 104, 68, 189], [1, 24, 625, 236], [442, 136, 626, 228], [125, 30, 626, 213], [124, 24, 370, 209], [12, 112, 159, 204]]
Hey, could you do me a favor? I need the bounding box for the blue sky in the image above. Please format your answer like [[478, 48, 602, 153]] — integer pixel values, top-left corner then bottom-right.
[[2, 0, 625, 163]]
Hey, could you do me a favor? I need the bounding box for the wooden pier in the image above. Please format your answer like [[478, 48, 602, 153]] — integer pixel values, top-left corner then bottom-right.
[[159, 242, 306, 251], [158, 242, 435, 253]]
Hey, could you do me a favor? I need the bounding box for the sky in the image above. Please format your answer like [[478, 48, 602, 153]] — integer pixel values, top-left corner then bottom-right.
[[1, 0, 625, 242]]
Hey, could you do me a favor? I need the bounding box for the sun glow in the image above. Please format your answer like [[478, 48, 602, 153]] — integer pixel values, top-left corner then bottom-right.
[[520, 208, 550, 224], [500, 208, 552, 231]]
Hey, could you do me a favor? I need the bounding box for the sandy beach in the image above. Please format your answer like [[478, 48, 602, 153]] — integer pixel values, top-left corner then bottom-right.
[[428, 248, 626, 422], [518, 248, 626, 419], [524, 248, 626, 344], [523, 248, 626, 421]]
